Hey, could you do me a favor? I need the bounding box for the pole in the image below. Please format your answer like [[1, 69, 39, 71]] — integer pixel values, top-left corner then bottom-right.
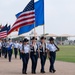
[[34, 22, 36, 37], [43, 24, 45, 36]]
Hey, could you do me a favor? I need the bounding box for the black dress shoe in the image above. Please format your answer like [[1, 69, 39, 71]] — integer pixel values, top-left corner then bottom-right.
[[25, 72, 27, 74], [22, 72, 27, 74], [22, 70, 25, 74], [32, 72, 36, 74], [22, 71, 25, 74], [32, 72, 34, 74], [53, 70, 56, 73], [34, 72, 36, 74], [49, 70, 53, 73], [41, 71, 45, 73]]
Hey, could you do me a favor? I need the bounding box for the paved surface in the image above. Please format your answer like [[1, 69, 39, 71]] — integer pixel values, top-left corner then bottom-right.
[[0, 55, 75, 75]]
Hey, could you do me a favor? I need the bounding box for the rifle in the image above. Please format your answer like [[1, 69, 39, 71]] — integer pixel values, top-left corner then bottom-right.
[[54, 43, 59, 51]]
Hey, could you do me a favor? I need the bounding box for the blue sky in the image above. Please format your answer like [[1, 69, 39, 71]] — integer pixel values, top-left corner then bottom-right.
[[0, 0, 75, 35]]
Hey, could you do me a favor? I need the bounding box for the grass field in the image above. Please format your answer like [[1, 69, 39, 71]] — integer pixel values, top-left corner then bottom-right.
[[56, 45, 75, 63]]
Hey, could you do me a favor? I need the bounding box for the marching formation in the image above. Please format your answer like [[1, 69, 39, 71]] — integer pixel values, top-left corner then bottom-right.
[[0, 36, 60, 74]]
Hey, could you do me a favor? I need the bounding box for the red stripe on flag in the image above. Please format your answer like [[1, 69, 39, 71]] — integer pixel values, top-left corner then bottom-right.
[[0, 35, 7, 37], [14, 16, 35, 25], [19, 12, 35, 18], [8, 21, 35, 34], [0, 31, 7, 38]]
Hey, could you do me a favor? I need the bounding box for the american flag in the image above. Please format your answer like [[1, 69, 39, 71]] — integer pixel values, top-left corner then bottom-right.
[[0, 24, 10, 38], [8, 0, 35, 35], [0, 31, 7, 38]]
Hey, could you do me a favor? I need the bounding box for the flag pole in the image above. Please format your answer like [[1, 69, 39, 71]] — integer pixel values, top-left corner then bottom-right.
[[43, 24, 45, 36], [34, 22, 36, 37], [43, 0, 45, 37], [34, 0, 36, 37]]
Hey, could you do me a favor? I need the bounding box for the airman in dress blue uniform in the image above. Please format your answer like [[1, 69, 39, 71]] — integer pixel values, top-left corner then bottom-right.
[[7, 39, 13, 62], [30, 37, 39, 74], [13, 41, 19, 59], [47, 37, 59, 73], [18, 41, 22, 59], [39, 36, 47, 73], [2, 39, 7, 58], [21, 38, 30, 74]]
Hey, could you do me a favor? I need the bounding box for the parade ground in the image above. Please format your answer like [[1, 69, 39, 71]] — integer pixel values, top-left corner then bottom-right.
[[0, 55, 75, 75]]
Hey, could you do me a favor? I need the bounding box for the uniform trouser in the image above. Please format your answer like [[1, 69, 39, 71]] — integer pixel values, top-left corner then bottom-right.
[[49, 52, 56, 71], [2, 47, 5, 56], [40, 53, 47, 72], [4, 48, 7, 58], [19, 49, 22, 59], [22, 53, 29, 73], [31, 53, 38, 73], [14, 48, 18, 58], [0, 49, 1, 57], [8, 50, 12, 62]]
